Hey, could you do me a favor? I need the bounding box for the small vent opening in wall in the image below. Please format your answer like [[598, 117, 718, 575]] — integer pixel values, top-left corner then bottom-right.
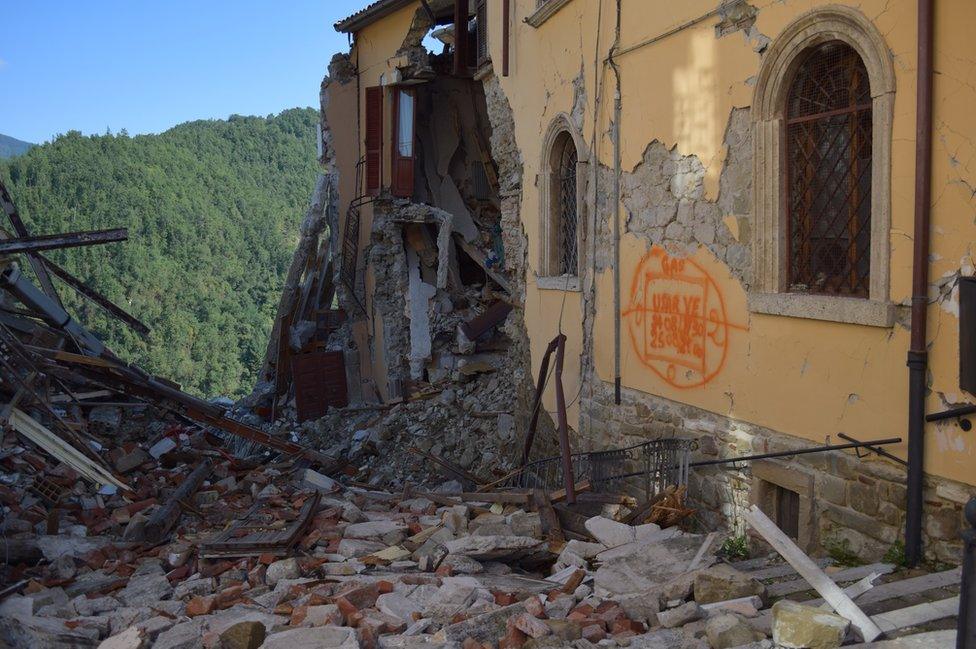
[[774, 484, 801, 540]]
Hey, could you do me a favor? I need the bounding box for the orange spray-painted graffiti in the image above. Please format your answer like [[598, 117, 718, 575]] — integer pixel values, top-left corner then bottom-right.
[[622, 247, 745, 388]]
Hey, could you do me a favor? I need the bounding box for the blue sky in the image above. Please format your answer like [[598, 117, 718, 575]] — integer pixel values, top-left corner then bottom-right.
[[0, 1, 367, 144]]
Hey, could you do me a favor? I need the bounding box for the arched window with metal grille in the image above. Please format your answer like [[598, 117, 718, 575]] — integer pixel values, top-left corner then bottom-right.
[[786, 41, 872, 297], [550, 131, 579, 277]]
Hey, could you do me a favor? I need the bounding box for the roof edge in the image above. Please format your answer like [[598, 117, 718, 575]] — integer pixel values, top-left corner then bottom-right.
[[334, 0, 418, 34]]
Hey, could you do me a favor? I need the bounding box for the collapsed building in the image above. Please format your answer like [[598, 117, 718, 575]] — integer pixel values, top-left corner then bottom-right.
[[272, 0, 976, 568], [1, 0, 976, 648]]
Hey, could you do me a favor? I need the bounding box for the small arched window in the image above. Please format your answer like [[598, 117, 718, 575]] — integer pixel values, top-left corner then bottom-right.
[[549, 131, 579, 276], [786, 41, 872, 297]]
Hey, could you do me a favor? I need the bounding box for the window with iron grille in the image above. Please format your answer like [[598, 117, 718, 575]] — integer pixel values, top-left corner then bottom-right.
[[786, 41, 872, 297], [551, 132, 578, 276]]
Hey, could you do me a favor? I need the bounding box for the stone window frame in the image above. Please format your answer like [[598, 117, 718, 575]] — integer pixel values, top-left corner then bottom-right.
[[750, 459, 817, 553], [749, 5, 896, 327], [537, 113, 587, 291], [526, 0, 574, 28]]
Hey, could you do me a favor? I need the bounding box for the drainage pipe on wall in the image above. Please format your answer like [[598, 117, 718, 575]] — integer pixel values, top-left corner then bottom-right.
[[610, 0, 622, 405], [906, 0, 934, 568]]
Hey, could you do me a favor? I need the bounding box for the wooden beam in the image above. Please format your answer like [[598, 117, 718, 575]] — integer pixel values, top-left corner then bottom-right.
[[9, 407, 127, 490], [454, 234, 512, 293], [0, 180, 63, 307], [871, 596, 959, 634], [532, 488, 564, 542], [0, 228, 128, 255], [39, 253, 150, 336], [744, 558, 833, 581], [687, 532, 718, 571], [744, 505, 882, 642], [750, 567, 962, 634], [819, 573, 881, 610], [766, 563, 895, 597]]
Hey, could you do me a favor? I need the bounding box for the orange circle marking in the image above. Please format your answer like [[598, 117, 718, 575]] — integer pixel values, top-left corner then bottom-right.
[[622, 247, 732, 389]]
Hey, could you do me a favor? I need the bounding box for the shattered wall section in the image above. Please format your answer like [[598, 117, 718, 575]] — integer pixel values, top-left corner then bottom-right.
[[481, 72, 557, 452], [591, 108, 752, 284]]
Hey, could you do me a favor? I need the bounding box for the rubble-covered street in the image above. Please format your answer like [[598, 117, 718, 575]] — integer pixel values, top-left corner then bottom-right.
[[0, 385, 964, 648], [2, 0, 975, 645]]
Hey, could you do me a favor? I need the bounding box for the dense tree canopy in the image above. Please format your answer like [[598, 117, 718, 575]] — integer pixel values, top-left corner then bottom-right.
[[0, 108, 320, 398]]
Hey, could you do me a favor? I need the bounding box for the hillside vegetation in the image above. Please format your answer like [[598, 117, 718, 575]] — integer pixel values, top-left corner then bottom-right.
[[0, 133, 34, 159], [0, 109, 320, 398]]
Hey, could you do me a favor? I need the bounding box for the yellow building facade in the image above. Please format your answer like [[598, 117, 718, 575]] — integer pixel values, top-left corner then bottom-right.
[[325, 0, 976, 563]]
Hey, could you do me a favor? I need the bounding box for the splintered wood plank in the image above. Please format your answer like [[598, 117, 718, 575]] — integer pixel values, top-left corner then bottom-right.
[[749, 567, 963, 634], [745, 557, 833, 581], [687, 532, 718, 571], [767, 563, 895, 597], [532, 489, 564, 542], [819, 573, 882, 610], [845, 630, 957, 647], [871, 596, 960, 633], [744, 505, 882, 642]]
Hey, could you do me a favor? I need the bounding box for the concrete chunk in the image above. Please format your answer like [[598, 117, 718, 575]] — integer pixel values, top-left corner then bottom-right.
[[583, 516, 636, 548]]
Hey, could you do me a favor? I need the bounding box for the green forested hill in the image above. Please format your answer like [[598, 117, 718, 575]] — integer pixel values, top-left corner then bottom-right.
[[0, 109, 320, 398], [0, 134, 34, 158]]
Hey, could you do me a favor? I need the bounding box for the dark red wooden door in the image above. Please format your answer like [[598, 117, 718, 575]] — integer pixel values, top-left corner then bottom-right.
[[292, 351, 348, 422]]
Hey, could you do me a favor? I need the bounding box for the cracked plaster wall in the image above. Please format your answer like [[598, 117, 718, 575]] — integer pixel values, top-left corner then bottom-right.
[[489, 0, 976, 560]]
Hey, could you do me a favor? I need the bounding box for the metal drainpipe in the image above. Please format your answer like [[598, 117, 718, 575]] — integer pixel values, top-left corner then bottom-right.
[[611, 0, 622, 405], [906, 0, 934, 568]]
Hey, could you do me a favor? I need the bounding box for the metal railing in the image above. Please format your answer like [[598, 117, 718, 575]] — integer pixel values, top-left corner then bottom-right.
[[510, 437, 692, 502]]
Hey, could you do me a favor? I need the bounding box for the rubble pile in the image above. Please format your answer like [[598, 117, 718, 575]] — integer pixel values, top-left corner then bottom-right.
[[287, 368, 522, 490], [1, 415, 790, 649]]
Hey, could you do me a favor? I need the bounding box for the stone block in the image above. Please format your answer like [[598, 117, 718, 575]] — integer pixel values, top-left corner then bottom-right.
[[265, 558, 301, 586], [925, 506, 961, 541], [817, 474, 847, 506], [114, 448, 151, 474], [657, 602, 702, 628], [303, 469, 339, 494], [377, 592, 422, 623], [848, 483, 879, 516], [97, 626, 148, 649], [443, 535, 543, 561], [705, 613, 764, 649], [219, 621, 266, 649], [583, 517, 635, 548], [693, 565, 765, 605], [261, 626, 360, 649], [343, 520, 407, 540], [771, 600, 849, 649], [822, 503, 898, 545], [118, 574, 172, 608]]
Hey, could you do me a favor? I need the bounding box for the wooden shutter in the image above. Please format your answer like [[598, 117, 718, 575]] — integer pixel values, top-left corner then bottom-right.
[[391, 88, 415, 198], [292, 350, 349, 422], [364, 86, 383, 195], [476, 0, 488, 66]]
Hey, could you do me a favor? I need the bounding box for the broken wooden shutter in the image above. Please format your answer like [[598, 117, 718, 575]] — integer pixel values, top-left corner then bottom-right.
[[476, 0, 488, 66], [365, 86, 383, 195], [391, 87, 416, 198]]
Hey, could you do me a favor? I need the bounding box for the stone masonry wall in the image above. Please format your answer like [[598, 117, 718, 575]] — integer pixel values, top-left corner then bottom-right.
[[579, 379, 973, 565]]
